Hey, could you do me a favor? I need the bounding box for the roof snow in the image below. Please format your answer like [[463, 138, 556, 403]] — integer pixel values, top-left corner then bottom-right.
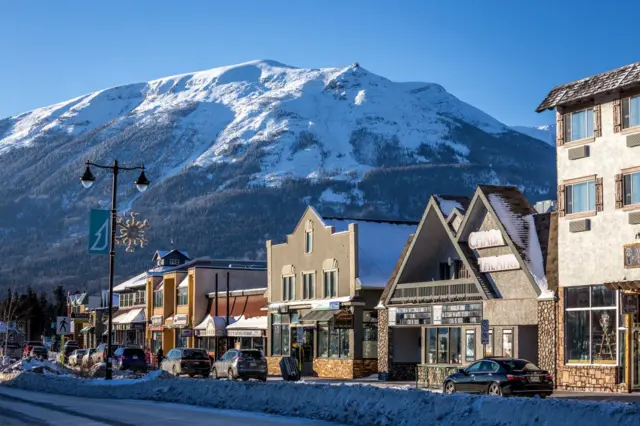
[[113, 272, 147, 292], [434, 195, 471, 216], [324, 219, 416, 288]]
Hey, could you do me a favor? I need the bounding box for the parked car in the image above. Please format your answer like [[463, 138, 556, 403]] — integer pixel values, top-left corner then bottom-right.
[[64, 340, 79, 350], [29, 346, 48, 361], [442, 357, 553, 398], [93, 343, 123, 364], [23, 341, 43, 358], [82, 348, 97, 367], [162, 348, 211, 378], [68, 349, 87, 366], [113, 347, 147, 372], [211, 349, 267, 381]]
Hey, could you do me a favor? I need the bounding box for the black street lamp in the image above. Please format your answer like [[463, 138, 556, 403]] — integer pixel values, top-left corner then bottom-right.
[[80, 160, 149, 380]]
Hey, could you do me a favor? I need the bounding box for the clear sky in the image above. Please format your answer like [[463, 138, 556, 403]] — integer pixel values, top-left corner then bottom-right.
[[2, 0, 639, 127]]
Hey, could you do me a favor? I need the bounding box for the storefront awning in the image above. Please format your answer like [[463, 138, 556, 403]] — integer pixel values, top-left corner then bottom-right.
[[226, 316, 267, 337], [80, 325, 94, 333], [177, 276, 189, 289], [113, 308, 145, 325], [300, 310, 335, 323], [605, 281, 640, 291], [194, 314, 227, 337]]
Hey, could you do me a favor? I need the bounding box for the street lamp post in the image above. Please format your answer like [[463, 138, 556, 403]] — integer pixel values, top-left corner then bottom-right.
[[80, 160, 149, 380]]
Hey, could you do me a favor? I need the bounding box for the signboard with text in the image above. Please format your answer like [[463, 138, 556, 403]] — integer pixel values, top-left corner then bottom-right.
[[624, 244, 640, 269], [481, 320, 490, 345], [393, 303, 483, 326], [478, 254, 520, 273], [469, 230, 505, 250]]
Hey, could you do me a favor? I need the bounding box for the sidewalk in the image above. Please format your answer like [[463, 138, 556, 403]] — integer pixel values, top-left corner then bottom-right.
[[551, 390, 640, 403]]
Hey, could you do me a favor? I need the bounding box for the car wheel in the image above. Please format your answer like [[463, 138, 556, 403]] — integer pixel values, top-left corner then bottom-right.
[[211, 367, 218, 379], [228, 368, 235, 381], [487, 382, 503, 396], [444, 381, 456, 394], [202, 373, 210, 379]]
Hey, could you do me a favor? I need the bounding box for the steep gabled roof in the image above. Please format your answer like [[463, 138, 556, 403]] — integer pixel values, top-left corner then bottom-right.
[[457, 185, 552, 298], [153, 249, 191, 261], [433, 194, 471, 216], [536, 61, 640, 112], [381, 196, 491, 306]]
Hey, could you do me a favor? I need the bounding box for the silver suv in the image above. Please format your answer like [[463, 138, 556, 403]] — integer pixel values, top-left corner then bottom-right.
[[211, 349, 267, 381]]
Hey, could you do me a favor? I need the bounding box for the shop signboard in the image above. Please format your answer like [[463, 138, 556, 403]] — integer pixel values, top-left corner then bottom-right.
[[622, 294, 639, 314], [151, 316, 163, 326], [469, 230, 504, 250], [181, 329, 193, 338], [481, 320, 490, 345], [71, 312, 91, 321], [329, 301, 341, 311], [478, 254, 520, 273], [333, 310, 354, 329], [227, 329, 264, 338], [624, 243, 640, 268], [297, 326, 304, 343], [173, 314, 188, 326], [392, 303, 482, 326]]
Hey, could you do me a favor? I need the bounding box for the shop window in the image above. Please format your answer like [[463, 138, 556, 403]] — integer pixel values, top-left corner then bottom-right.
[[363, 310, 378, 359], [484, 329, 494, 357], [153, 291, 163, 308], [271, 314, 290, 356], [565, 285, 617, 364], [282, 276, 295, 301], [465, 330, 476, 362], [302, 272, 315, 299], [177, 288, 188, 306], [426, 327, 462, 364], [318, 322, 350, 358], [323, 270, 337, 298], [502, 329, 513, 357]]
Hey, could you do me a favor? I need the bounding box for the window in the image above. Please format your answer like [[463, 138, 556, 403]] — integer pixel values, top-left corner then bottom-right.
[[177, 287, 188, 306], [153, 291, 163, 308], [439, 262, 451, 280], [484, 329, 494, 357], [564, 108, 594, 142], [282, 276, 295, 301], [465, 330, 476, 362], [323, 270, 337, 298], [624, 171, 640, 206], [305, 230, 313, 254], [565, 180, 595, 214], [565, 285, 617, 364], [135, 290, 145, 305], [270, 314, 290, 356], [169, 259, 180, 266], [622, 95, 640, 129], [302, 273, 315, 299], [363, 310, 378, 359], [317, 322, 350, 358], [502, 329, 513, 357], [426, 327, 462, 364]]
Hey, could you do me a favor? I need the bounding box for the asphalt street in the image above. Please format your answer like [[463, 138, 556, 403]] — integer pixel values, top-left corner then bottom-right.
[[0, 386, 342, 426]]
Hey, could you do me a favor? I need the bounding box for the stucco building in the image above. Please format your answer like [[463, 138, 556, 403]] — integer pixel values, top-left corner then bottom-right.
[[265, 206, 416, 379], [538, 61, 640, 392], [378, 186, 556, 386]]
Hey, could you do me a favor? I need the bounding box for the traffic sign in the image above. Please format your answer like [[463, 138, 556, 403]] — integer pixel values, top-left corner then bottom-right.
[[56, 316, 71, 335], [88, 209, 111, 254], [297, 326, 304, 344], [481, 320, 490, 345]]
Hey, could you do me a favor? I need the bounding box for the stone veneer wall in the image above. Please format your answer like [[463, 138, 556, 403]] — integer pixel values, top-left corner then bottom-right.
[[556, 288, 626, 392], [537, 298, 557, 381], [313, 358, 377, 379], [267, 356, 283, 376], [377, 309, 389, 376]]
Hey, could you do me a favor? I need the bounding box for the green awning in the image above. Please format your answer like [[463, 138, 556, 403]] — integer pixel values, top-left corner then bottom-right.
[[300, 310, 335, 323], [80, 326, 95, 334]]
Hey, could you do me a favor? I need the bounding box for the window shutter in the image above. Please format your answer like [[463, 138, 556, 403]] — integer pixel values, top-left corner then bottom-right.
[[594, 105, 602, 137], [614, 99, 622, 133], [556, 111, 565, 146], [557, 184, 565, 217], [595, 177, 603, 212], [615, 174, 624, 208]]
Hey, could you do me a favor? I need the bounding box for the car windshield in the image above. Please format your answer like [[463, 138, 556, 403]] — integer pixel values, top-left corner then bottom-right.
[[182, 349, 208, 360], [502, 360, 540, 372], [240, 350, 262, 360], [32, 347, 46, 352]]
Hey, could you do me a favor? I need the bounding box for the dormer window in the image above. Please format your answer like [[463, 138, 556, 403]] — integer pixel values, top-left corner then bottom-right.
[[622, 95, 640, 129], [564, 108, 594, 142], [169, 259, 179, 266]]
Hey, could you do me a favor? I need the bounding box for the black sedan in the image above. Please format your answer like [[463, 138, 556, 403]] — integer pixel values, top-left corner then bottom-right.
[[443, 357, 553, 398]]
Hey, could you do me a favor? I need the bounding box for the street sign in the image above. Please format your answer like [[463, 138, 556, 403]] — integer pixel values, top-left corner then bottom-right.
[[297, 326, 304, 344], [56, 316, 71, 335], [329, 301, 340, 310], [481, 320, 490, 345], [88, 209, 111, 254]]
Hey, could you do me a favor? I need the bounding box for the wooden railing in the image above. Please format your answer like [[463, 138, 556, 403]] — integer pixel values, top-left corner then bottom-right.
[[390, 280, 481, 304]]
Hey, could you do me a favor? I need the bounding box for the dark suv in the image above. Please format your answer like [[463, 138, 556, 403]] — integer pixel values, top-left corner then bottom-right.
[[114, 347, 147, 372]]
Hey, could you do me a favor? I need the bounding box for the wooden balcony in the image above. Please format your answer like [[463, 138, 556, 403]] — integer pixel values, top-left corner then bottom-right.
[[390, 279, 481, 304]]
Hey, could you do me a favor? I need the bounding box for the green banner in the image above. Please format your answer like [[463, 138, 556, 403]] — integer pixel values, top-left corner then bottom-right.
[[88, 209, 111, 254]]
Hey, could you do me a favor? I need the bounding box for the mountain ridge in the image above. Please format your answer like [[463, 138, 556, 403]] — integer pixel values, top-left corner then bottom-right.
[[0, 60, 556, 292]]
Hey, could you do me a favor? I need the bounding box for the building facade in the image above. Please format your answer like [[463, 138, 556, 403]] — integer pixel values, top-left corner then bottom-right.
[[538, 61, 640, 392], [378, 187, 555, 386], [265, 206, 416, 379]]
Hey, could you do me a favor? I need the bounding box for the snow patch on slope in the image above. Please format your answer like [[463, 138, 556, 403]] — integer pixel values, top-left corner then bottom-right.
[[511, 124, 556, 146]]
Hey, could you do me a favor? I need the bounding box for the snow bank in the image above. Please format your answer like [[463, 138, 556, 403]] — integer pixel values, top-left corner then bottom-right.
[[4, 373, 640, 426]]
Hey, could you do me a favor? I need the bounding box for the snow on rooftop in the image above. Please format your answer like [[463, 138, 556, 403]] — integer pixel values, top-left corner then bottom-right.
[[113, 272, 147, 292], [434, 195, 463, 217], [487, 193, 552, 297], [324, 219, 416, 288]]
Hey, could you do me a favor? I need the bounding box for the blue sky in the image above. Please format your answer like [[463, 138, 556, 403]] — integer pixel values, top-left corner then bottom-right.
[[2, 0, 639, 126]]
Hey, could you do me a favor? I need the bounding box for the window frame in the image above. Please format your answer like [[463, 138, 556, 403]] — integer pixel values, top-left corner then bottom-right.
[[501, 329, 513, 358], [565, 179, 596, 215], [623, 170, 640, 207], [302, 272, 315, 300], [564, 285, 618, 366], [465, 329, 476, 362], [323, 269, 338, 298], [317, 321, 350, 359], [483, 329, 494, 357], [282, 275, 295, 301], [270, 314, 291, 356], [304, 230, 313, 254], [564, 108, 594, 142], [153, 291, 163, 308], [425, 326, 462, 365], [177, 287, 188, 306], [622, 95, 640, 130]]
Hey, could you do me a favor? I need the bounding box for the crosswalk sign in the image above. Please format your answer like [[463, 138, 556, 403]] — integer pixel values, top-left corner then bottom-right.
[[57, 316, 71, 335]]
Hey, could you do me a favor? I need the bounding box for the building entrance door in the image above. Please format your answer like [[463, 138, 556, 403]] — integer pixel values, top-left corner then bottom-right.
[[633, 323, 640, 389], [301, 328, 315, 376]]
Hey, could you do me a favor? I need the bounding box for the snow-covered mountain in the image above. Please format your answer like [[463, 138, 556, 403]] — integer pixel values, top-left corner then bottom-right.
[[511, 124, 556, 146], [0, 60, 556, 291]]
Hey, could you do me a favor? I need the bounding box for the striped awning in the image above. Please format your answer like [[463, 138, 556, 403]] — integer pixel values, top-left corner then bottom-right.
[[300, 310, 335, 323]]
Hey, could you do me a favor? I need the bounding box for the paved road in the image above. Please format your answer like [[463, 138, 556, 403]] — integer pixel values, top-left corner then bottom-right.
[[0, 387, 342, 426]]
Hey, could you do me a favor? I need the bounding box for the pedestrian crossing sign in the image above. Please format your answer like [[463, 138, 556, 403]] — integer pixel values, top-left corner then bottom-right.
[[57, 316, 71, 335]]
